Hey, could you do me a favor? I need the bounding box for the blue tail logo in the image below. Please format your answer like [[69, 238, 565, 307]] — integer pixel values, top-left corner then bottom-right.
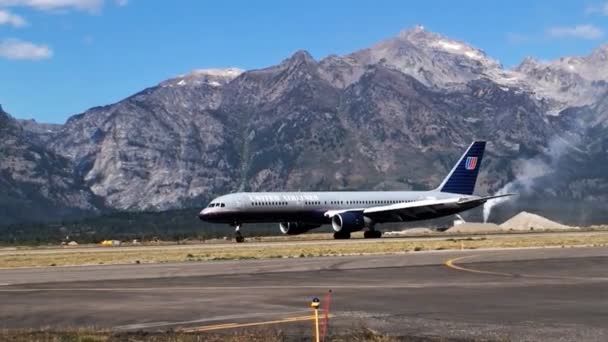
[[437, 141, 486, 195], [465, 156, 478, 170]]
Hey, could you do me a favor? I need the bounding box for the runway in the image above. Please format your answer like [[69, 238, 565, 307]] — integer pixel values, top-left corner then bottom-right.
[[1, 246, 608, 341]]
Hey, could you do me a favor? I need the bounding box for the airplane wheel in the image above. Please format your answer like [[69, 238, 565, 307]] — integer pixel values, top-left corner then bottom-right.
[[333, 232, 351, 240], [364, 230, 382, 239], [235, 231, 245, 243]]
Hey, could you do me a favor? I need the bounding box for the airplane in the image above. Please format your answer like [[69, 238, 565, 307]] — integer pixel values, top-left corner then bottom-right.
[[199, 141, 511, 242]]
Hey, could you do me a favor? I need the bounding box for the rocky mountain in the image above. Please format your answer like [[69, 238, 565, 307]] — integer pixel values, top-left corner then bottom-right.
[[515, 54, 608, 114], [0, 105, 100, 225], [18, 119, 63, 147], [320, 25, 505, 89], [5, 26, 608, 224], [48, 68, 244, 210]]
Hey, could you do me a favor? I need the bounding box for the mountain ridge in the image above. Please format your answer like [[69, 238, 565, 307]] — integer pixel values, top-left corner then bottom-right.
[[4, 26, 608, 224]]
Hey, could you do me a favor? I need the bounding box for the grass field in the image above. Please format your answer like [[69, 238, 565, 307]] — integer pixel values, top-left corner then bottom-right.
[[1, 231, 607, 268], [0, 328, 403, 342]]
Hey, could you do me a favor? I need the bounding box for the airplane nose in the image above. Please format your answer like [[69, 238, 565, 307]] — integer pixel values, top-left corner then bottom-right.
[[198, 208, 209, 221]]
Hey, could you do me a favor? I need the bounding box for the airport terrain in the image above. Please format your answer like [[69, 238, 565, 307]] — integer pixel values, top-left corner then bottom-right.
[[1, 230, 607, 268], [1, 246, 607, 341]]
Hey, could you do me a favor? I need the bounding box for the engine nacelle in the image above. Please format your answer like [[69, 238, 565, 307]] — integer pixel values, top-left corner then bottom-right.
[[331, 212, 366, 233], [279, 222, 320, 235]]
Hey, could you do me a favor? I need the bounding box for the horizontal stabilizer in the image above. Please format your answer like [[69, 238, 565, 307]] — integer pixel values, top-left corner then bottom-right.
[[458, 193, 516, 205]]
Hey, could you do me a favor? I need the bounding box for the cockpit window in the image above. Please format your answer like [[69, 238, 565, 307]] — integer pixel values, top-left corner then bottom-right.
[[220, 203, 225, 207], [208, 203, 214, 207]]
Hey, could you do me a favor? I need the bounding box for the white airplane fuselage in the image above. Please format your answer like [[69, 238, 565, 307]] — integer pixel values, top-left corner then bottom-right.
[[199, 190, 477, 225]]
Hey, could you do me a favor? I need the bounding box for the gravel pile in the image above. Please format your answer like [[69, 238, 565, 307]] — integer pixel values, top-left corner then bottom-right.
[[500, 211, 570, 231]]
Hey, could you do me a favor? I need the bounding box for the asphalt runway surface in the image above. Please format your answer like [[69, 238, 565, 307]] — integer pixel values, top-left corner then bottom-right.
[[1, 246, 608, 341]]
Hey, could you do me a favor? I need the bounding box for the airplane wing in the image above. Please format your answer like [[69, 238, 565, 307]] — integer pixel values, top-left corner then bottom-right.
[[324, 194, 514, 223]]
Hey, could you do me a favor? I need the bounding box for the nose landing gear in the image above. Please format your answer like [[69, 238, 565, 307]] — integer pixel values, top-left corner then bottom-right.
[[233, 224, 245, 243]]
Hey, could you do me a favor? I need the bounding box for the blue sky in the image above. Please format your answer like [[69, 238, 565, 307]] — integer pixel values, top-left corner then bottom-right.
[[1, 0, 607, 123]]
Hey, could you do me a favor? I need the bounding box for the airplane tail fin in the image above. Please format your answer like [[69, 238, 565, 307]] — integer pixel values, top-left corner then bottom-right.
[[436, 141, 486, 195]]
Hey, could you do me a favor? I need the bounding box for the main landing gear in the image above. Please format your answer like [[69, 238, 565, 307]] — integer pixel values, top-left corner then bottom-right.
[[333, 231, 351, 239], [233, 224, 245, 243], [333, 230, 382, 239], [364, 230, 382, 239]]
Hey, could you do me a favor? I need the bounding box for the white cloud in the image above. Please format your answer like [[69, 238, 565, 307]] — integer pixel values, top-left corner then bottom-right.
[[0, 38, 52, 60], [546, 24, 604, 40], [0, 0, 103, 12], [586, 2, 608, 15], [0, 9, 26, 27]]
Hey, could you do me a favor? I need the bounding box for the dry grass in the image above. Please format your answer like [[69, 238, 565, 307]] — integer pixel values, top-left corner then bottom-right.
[[1, 232, 607, 268], [0, 328, 414, 342]]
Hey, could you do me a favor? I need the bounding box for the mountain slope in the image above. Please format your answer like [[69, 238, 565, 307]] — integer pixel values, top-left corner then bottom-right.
[[0, 105, 100, 225], [49, 69, 244, 210], [47, 46, 561, 211]]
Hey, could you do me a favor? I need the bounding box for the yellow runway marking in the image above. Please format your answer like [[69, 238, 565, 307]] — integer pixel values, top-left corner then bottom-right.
[[444, 255, 608, 281], [182, 314, 331, 332], [445, 255, 514, 277]]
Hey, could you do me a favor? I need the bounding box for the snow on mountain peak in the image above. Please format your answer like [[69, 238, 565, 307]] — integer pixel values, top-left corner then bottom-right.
[[188, 68, 244, 78], [162, 68, 244, 88], [430, 40, 485, 60], [344, 26, 503, 88]]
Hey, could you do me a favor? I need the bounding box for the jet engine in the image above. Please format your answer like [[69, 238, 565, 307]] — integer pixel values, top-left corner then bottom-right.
[[279, 222, 320, 235], [331, 212, 366, 233]]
